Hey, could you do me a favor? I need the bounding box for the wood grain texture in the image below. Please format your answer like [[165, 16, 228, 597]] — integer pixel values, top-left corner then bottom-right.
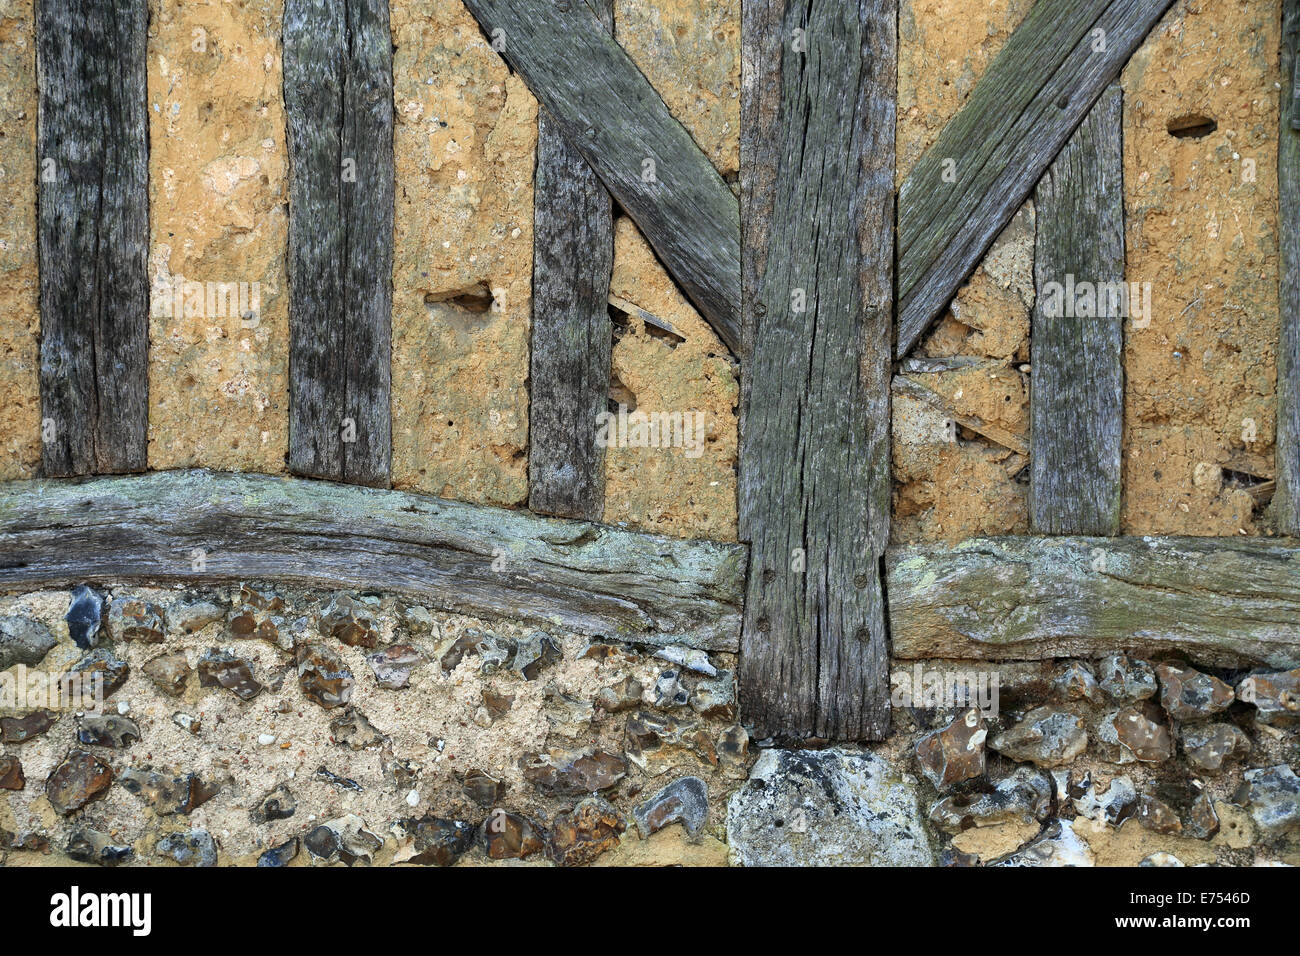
[[896, 0, 1175, 357], [1277, 0, 1300, 534], [0, 470, 747, 650], [36, 0, 149, 476], [738, 0, 895, 741], [887, 537, 1300, 668], [459, 0, 741, 355], [528, 0, 614, 521], [284, 0, 393, 486], [1030, 85, 1125, 534]]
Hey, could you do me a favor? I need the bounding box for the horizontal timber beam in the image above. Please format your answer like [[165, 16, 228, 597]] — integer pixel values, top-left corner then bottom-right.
[[886, 536, 1300, 668], [459, 0, 742, 355], [0, 471, 747, 652], [895, 0, 1175, 357]]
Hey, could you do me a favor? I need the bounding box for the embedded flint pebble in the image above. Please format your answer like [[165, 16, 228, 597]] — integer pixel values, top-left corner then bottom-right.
[[329, 707, 388, 750], [439, 631, 483, 674], [482, 686, 514, 719], [653, 669, 690, 709], [1097, 653, 1158, 701], [1236, 765, 1300, 837], [198, 648, 263, 701], [156, 829, 218, 867], [257, 836, 300, 867], [1180, 722, 1251, 772], [46, 749, 113, 815], [66, 828, 133, 866], [143, 651, 192, 696], [1074, 776, 1137, 827], [316, 765, 364, 792], [1136, 794, 1183, 835], [297, 642, 353, 708], [64, 648, 130, 700], [633, 776, 708, 840], [77, 714, 141, 749], [624, 710, 718, 771], [0, 755, 24, 790], [990, 705, 1087, 768], [484, 810, 546, 859], [0, 708, 58, 743], [107, 597, 166, 642], [65, 586, 105, 649], [1238, 668, 1300, 727], [0, 615, 57, 669], [1155, 662, 1234, 721], [1186, 791, 1220, 840], [172, 598, 226, 634], [319, 593, 381, 648], [304, 815, 383, 866], [250, 783, 297, 824], [512, 630, 562, 680], [718, 723, 750, 770], [1111, 704, 1174, 762], [653, 645, 717, 676], [118, 767, 221, 815], [1051, 661, 1102, 703], [549, 796, 626, 866], [690, 671, 736, 720], [928, 766, 1052, 833], [523, 749, 627, 794], [1, 828, 49, 853], [595, 677, 643, 713], [915, 707, 987, 790], [366, 644, 422, 689], [399, 816, 477, 866], [461, 769, 507, 807], [227, 585, 286, 645], [476, 632, 516, 675]]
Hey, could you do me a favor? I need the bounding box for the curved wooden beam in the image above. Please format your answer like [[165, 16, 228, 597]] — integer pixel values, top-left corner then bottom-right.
[[0, 470, 746, 651]]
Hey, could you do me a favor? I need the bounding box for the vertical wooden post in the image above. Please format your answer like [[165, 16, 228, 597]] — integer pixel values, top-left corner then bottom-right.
[[284, 0, 393, 487], [1277, 0, 1300, 534], [738, 0, 896, 740], [36, 0, 149, 476], [528, 1, 615, 520], [1030, 85, 1125, 535]]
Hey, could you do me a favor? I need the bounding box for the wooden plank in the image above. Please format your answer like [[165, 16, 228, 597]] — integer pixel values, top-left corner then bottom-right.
[[36, 0, 149, 476], [886, 537, 1300, 668], [1277, 0, 1300, 534], [284, 0, 393, 486], [528, 0, 614, 521], [738, 0, 896, 741], [896, 0, 1176, 358], [0, 470, 747, 651], [1030, 85, 1125, 534], [459, 0, 741, 355]]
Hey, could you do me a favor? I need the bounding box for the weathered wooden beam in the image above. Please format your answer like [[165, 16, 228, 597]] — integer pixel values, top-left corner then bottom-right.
[[887, 537, 1300, 668], [36, 0, 149, 476], [1277, 0, 1300, 533], [527, 0, 614, 521], [896, 0, 1175, 357], [459, 0, 741, 355], [1030, 85, 1125, 534], [284, 0, 393, 486], [0, 470, 747, 651], [738, 0, 895, 741]]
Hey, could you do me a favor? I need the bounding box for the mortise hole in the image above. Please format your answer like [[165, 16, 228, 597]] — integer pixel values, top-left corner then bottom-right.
[[424, 282, 494, 313], [1166, 114, 1217, 139]]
